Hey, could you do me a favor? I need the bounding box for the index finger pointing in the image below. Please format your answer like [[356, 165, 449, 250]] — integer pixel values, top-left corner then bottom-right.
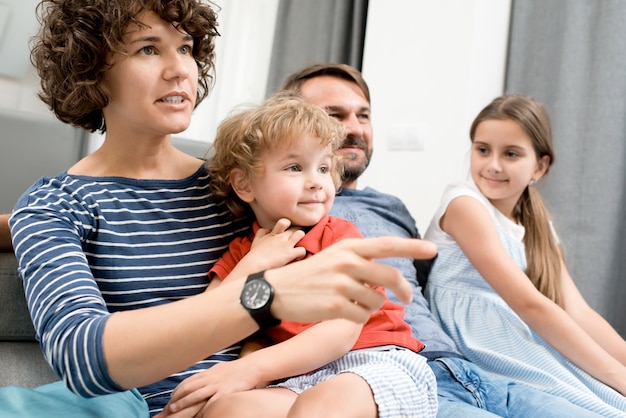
[[345, 236, 437, 262], [344, 236, 437, 304]]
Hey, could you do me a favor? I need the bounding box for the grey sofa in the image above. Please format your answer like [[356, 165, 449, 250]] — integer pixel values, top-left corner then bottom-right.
[[0, 109, 81, 388], [0, 250, 59, 388]]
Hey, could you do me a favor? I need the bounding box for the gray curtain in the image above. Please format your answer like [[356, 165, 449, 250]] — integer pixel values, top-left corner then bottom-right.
[[265, 0, 368, 96], [506, 0, 626, 336]]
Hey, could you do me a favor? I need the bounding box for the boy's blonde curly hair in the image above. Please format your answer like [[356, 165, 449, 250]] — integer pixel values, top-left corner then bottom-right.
[[207, 92, 345, 218]]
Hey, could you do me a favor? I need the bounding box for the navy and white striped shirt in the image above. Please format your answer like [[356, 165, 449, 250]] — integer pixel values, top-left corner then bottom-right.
[[9, 165, 249, 412]]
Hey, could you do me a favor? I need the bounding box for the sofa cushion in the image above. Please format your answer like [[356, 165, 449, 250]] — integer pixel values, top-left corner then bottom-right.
[[0, 109, 85, 214], [0, 342, 58, 388], [0, 251, 37, 340]]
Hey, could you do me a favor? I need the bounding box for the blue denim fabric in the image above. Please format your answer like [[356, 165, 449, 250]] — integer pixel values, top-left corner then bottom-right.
[[430, 358, 604, 418]]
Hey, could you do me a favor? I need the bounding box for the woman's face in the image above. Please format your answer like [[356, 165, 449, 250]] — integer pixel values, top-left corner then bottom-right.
[[101, 10, 198, 140]]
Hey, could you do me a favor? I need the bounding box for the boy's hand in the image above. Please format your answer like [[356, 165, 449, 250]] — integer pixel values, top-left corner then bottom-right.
[[243, 218, 307, 271], [156, 358, 261, 417]]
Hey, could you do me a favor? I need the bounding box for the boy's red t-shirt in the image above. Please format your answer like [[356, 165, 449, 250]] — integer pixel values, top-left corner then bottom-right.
[[210, 215, 425, 353]]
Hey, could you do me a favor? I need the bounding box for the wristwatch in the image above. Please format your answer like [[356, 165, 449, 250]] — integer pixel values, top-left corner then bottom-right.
[[240, 271, 281, 328]]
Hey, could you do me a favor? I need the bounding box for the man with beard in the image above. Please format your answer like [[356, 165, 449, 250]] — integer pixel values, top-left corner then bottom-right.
[[279, 63, 602, 418]]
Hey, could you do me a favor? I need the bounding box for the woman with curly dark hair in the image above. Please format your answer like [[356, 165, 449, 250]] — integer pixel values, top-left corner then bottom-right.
[[1, 1, 436, 416], [31, 0, 219, 134]]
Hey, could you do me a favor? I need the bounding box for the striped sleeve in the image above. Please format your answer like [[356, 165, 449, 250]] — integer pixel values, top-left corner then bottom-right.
[[9, 169, 248, 398], [11, 177, 119, 396]]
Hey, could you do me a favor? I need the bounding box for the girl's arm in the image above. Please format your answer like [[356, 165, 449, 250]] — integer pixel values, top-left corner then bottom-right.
[[558, 253, 626, 365], [442, 196, 626, 395]]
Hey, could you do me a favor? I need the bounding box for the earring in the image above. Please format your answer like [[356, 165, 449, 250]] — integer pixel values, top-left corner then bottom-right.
[[528, 179, 536, 186]]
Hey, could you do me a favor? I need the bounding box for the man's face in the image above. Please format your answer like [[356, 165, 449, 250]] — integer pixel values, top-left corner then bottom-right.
[[299, 76, 373, 188]]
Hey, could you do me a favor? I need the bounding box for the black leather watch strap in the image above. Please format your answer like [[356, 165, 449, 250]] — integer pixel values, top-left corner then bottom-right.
[[240, 271, 281, 328]]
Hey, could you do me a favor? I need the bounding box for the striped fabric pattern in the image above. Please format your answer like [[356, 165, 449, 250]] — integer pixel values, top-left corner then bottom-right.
[[425, 182, 626, 417], [9, 166, 248, 413], [272, 347, 438, 417]]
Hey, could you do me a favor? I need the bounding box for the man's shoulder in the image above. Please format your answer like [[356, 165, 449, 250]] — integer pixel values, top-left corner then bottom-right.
[[331, 187, 419, 239], [336, 186, 405, 205], [337, 187, 412, 216]]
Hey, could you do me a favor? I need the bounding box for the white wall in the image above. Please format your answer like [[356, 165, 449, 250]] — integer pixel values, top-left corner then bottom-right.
[[176, 0, 278, 144], [0, 0, 51, 118], [360, 0, 511, 231]]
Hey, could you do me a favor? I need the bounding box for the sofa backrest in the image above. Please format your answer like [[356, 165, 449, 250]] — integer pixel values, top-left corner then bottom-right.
[[0, 251, 36, 341], [0, 109, 215, 214], [0, 109, 84, 213]]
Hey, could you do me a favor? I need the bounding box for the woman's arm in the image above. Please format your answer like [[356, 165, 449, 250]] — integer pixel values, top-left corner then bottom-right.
[[442, 196, 626, 395], [105, 236, 431, 389], [14, 192, 431, 394], [559, 253, 626, 365]]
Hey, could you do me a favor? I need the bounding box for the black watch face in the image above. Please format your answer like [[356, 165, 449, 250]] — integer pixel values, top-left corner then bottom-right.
[[242, 280, 272, 309]]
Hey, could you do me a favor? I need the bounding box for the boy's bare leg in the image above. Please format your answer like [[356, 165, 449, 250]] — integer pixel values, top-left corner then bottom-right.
[[288, 373, 377, 418], [201, 387, 296, 418]]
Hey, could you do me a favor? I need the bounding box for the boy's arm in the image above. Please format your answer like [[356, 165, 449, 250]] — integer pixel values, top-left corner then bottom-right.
[[160, 318, 362, 414], [206, 219, 306, 292], [243, 319, 362, 384]]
